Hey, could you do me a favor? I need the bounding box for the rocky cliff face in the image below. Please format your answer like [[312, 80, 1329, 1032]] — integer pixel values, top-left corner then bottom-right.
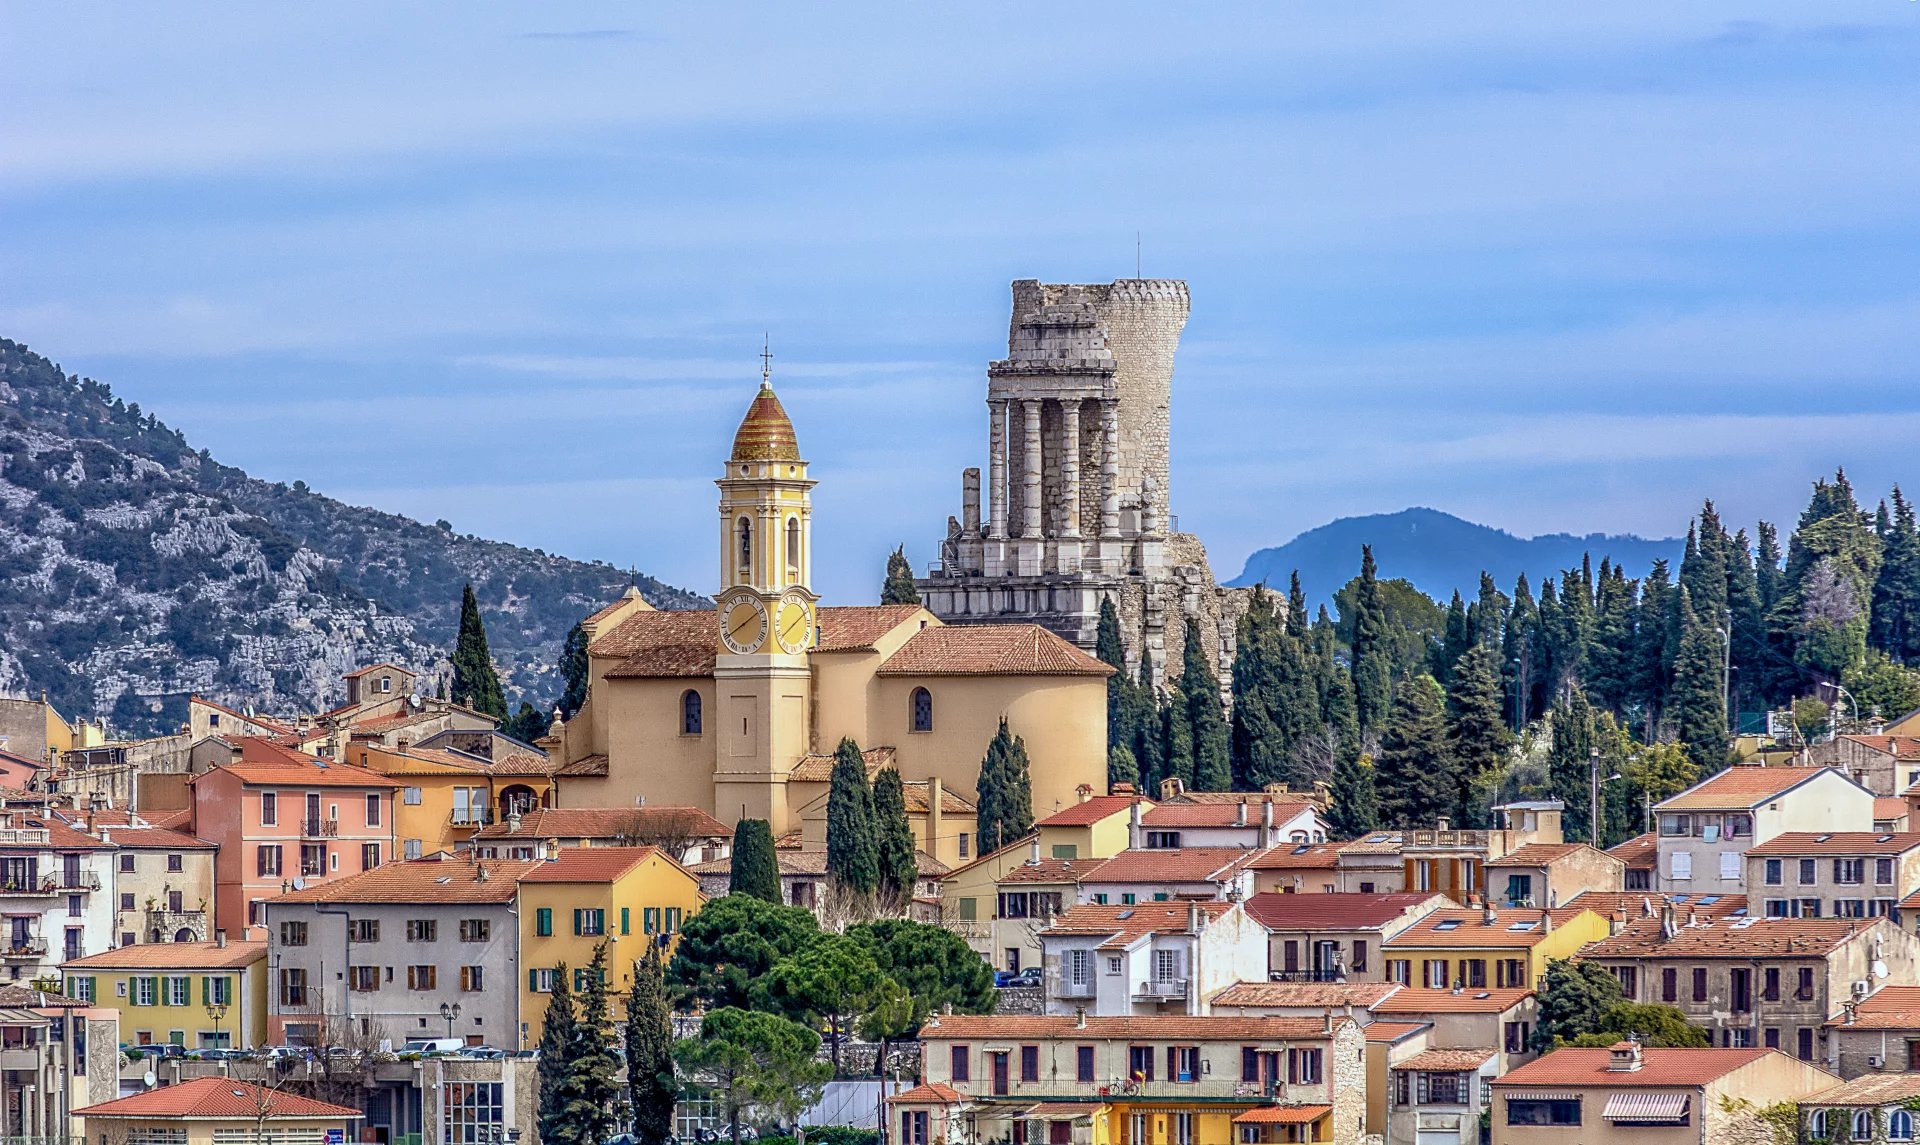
[[0, 338, 702, 734]]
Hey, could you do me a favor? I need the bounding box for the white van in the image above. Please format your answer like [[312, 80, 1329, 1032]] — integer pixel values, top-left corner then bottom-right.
[[401, 1038, 464, 1055]]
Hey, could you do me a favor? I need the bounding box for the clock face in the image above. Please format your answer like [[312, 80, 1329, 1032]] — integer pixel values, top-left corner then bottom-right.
[[776, 596, 813, 654], [721, 596, 768, 655]]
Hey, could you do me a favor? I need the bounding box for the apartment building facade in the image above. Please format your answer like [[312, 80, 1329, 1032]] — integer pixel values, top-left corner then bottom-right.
[[1745, 831, 1920, 921], [1038, 901, 1265, 1017], [1654, 765, 1872, 894]]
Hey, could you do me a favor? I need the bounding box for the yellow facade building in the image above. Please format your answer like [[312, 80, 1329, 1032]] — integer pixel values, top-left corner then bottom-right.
[[347, 741, 554, 860], [546, 379, 1112, 836], [515, 847, 703, 1034], [62, 939, 268, 1050], [1380, 907, 1609, 991]]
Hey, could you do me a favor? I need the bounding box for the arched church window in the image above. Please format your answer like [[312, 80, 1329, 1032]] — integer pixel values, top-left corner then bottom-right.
[[681, 690, 703, 736], [911, 687, 933, 733], [737, 518, 753, 580], [786, 516, 801, 577]]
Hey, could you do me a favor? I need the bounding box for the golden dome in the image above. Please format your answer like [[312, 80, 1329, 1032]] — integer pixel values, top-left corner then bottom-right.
[[730, 383, 801, 462]]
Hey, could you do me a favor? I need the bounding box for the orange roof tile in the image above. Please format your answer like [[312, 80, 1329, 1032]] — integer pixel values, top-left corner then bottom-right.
[[1335, 832, 1408, 856], [1242, 892, 1443, 931], [270, 858, 539, 904], [1082, 847, 1266, 885], [556, 754, 609, 777], [1838, 736, 1920, 758], [517, 846, 676, 884], [1606, 832, 1658, 868], [147, 808, 192, 831], [1210, 982, 1403, 1009], [922, 1015, 1344, 1040], [343, 662, 413, 679], [1826, 985, 1920, 1029], [876, 624, 1112, 678], [63, 941, 265, 971], [730, 383, 801, 461], [1364, 1021, 1429, 1044], [473, 806, 728, 842], [812, 605, 926, 652], [1658, 764, 1840, 811], [1489, 842, 1604, 866], [1747, 832, 1920, 856], [1385, 908, 1596, 949], [890, 1082, 964, 1105], [1394, 1048, 1497, 1071], [1808, 1074, 1920, 1105], [1000, 858, 1095, 884], [1141, 802, 1313, 828], [86, 824, 216, 850], [1493, 1047, 1781, 1088], [787, 746, 896, 784], [1041, 902, 1234, 949], [1876, 797, 1909, 822], [73, 1077, 360, 1121], [1562, 891, 1749, 921], [1581, 916, 1887, 959], [1037, 795, 1152, 827], [1232, 1106, 1330, 1125], [1245, 843, 1340, 870], [1372, 988, 1534, 1015], [901, 781, 975, 816], [595, 605, 925, 677]]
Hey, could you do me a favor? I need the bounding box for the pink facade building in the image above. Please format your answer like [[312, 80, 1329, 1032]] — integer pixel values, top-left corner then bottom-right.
[[187, 739, 398, 937]]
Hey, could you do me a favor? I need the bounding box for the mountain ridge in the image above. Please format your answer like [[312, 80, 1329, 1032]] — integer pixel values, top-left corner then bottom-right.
[[1230, 506, 1687, 605]]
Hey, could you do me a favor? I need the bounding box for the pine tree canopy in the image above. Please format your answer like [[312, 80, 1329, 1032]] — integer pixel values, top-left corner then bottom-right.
[[1443, 643, 1510, 828], [1374, 675, 1452, 828], [881, 545, 922, 605]]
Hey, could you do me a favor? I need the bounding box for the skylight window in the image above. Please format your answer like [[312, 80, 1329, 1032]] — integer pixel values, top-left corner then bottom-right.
[[1434, 920, 1461, 931], [1507, 921, 1539, 932]]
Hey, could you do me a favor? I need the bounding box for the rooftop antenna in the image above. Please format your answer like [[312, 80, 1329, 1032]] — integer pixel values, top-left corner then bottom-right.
[[760, 334, 773, 389], [1135, 232, 1141, 279]]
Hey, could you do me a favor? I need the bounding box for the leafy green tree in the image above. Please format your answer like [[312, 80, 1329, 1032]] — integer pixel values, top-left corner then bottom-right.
[[871, 768, 919, 912], [1529, 958, 1626, 1052], [627, 946, 677, 1145], [1781, 471, 1881, 685], [1108, 744, 1139, 791], [1565, 1002, 1710, 1048], [1672, 588, 1730, 771], [1622, 741, 1698, 820], [881, 546, 921, 605], [975, 719, 1034, 852], [674, 1008, 832, 1144], [536, 961, 577, 1145], [450, 582, 507, 720], [559, 619, 591, 718], [1444, 644, 1511, 828], [550, 943, 626, 1145], [1792, 696, 1830, 745], [850, 918, 997, 1022], [1181, 619, 1231, 790], [1845, 651, 1920, 722], [729, 818, 782, 904], [758, 934, 890, 1072], [667, 895, 821, 1010], [826, 737, 879, 897], [1374, 675, 1451, 827], [506, 702, 551, 744]]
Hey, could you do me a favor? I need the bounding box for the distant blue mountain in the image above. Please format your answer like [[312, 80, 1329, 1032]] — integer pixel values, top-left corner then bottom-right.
[[1229, 507, 1686, 607]]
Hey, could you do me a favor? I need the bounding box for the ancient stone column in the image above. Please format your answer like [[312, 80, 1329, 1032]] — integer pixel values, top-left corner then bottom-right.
[[987, 398, 1008, 538], [1021, 399, 1043, 538], [1100, 399, 1120, 535], [1059, 399, 1082, 538]]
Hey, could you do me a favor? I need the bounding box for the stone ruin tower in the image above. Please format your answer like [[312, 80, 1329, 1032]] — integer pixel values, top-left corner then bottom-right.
[[917, 278, 1243, 687]]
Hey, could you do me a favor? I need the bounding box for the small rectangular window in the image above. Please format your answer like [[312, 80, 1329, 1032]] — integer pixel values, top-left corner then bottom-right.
[[535, 908, 552, 936]]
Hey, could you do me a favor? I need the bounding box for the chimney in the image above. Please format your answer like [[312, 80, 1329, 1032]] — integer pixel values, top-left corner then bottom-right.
[[1187, 899, 1201, 934], [1606, 1038, 1644, 1073], [396, 736, 411, 753], [1640, 895, 1655, 919], [545, 839, 560, 862], [1687, 909, 1698, 928], [1436, 816, 1451, 833], [1322, 1010, 1334, 1035], [1482, 902, 1498, 926], [1029, 837, 1042, 866], [1260, 802, 1275, 848], [1610, 909, 1625, 936], [928, 776, 944, 861], [1541, 910, 1552, 935], [477, 865, 491, 882], [1074, 1008, 1087, 1030], [214, 930, 226, 949], [1235, 800, 1248, 828], [1129, 802, 1144, 850], [1660, 901, 1678, 941]]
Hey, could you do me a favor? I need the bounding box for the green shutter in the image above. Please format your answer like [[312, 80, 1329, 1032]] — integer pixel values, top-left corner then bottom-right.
[[536, 908, 552, 936], [528, 969, 538, 992], [620, 907, 630, 935], [959, 898, 977, 921]]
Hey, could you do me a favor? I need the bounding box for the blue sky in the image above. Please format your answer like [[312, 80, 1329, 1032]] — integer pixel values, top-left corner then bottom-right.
[[5, 3, 1920, 604]]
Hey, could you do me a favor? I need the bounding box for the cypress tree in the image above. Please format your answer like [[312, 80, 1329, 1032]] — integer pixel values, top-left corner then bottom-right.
[[1502, 574, 1540, 730], [1434, 591, 1471, 684], [1470, 571, 1508, 649], [1632, 561, 1677, 740], [1286, 572, 1310, 634], [1097, 597, 1137, 754], [1546, 560, 1595, 700], [1131, 653, 1165, 789], [1374, 675, 1452, 827], [975, 719, 1034, 852], [1108, 743, 1139, 790], [826, 738, 879, 895], [451, 583, 507, 720], [536, 962, 577, 1145], [1754, 521, 1793, 706], [881, 545, 921, 605], [627, 945, 675, 1145], [1350, 546, 1394, 734], [1783, 472, 1881, 686], [1724, 528, 1765, 722], [559, 619, 591, 718], [1444, 643, 1511, 828], [1585, 561, 1637, 716], [729, 818, 782, 903], [1161, 689, 1194, 790], [1672, 588, 1730, 772], [871, 767, 919, 912], [1181, 620, 1231, 791], [1230, 588, 1281, 790], [1547, 688, 1598, 843], [555, 943, 626, 1145], [1872, 488, 1920, 664], [1323, 668, 1377, 836]]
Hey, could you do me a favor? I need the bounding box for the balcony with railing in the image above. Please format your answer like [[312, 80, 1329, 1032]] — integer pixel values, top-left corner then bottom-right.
[[1134, 978, 1188, 999], [1, 937, 48, 961], [1267, 969, 1346, 984], [1056, 980, 1096, 999], [301, 818, 339, 838], [0, 829, 51, 848], [448, 808, 495, 829]]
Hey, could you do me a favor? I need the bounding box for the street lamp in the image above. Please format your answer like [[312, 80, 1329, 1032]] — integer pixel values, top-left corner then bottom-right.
[[205, 1001, 227, 1050], [439, 1001, 462, 1040], [1589, 746, 1623, 847]]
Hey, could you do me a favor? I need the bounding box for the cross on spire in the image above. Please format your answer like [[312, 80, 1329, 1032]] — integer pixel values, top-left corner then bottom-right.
[[760, 335, 773, 388]]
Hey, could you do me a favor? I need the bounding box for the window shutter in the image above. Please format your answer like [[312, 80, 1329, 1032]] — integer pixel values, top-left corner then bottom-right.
[[573, 909, 583, 936], [1241, 1048, 1257, 1082], [1670, 852, 1692, 879], [528, 969, 538, 992], [621, 907, 630, 935], [1719, 851, 1740, 879]]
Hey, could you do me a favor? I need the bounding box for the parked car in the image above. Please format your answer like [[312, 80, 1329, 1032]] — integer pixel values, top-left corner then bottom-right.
[[997, 967, 1042, 988], [462, 1046, 506, 1060], [187, 1047, 246, 1061], [401, 1037, 465, 1056]]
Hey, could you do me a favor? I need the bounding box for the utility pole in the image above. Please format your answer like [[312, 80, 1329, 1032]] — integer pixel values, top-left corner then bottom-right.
[[1589, 746, 1601, 848], [1722, 608, 1733, 736]]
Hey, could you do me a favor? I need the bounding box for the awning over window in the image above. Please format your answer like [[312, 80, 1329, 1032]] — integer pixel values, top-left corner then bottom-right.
[[1502, 1092, 1580, 1101], [1603, 1093, 1690, 1122], [1020, 1104, 1095, 1121], [1232, 1106, 1332, 1125]]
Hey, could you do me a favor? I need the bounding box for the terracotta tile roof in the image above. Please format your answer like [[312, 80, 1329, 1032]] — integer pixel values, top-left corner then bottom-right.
[[349, 710, 449, 736], [1393, 1047, 1497, 1071], [343, 662, 412, 680], [730, 383, 801, 460], [901, 781, 975, 816], [1081, 847, 1266, 885], [518, 846, 672, 884], [1037, 795, 1152, 827], [693, 850, 826, 878], [787, 746, 896, 784], [890, 1082, 964, 1105], [1876, 797, 1910, 822], [0, 749, 43, 772], [1747, 831, 1920, 856], [556, 754, 610, 777], [1335, 832, 1408, 856], [1493, 1047, 1778, 1088], [812, 605, 925, 651], [361, 745, 488, 774], [1808, 1073, 1920, 1105], [0, 814, 115, 852], [147, 808, 192, 831], [1364, 1021, 1429, 1044], [875, 624, 1112, 677], [0, 984, 84, 1007], [1581, 916, 1886, 959], [1000, 858, 1092, 885], [1245, 843, 1340, 871], [86, 824, 216, 850], [1242, 892, 1444, 931], [1839, 735, 1920, 759], [73, 1077, 361, 1120], [1824, 985, 1920, 1029], [490, 752, 555, 776], [1488, 842, 1600, 866], [581, 589, 649, 628], [1372, 987, 1534, 1015], [1168, 790, 1320, 806], [198, 760, 399, 789], [1210, 982, 1404, 1009], [269, 858, 539, 904], [1563, 892, 1749, 921], [1658, 764, 1838, 811], [1141, 802, 1313, 828], [1385, 908, 1594, 949], [921, 1015, 1344, 1040], [1606, 833, 1658, 868], [1041, 902, 1234, 949], [473, 806, 729, 842], [594, 605, 924, 677], [1231, 1106, 1330, 1125], [62, 940, 265, 970]]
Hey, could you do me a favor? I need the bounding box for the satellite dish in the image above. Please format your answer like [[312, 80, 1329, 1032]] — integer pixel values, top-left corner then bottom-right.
[[143, 1070, 156, 1088], [1874, 960, 1890, 979], [291, 877, 306, 892]]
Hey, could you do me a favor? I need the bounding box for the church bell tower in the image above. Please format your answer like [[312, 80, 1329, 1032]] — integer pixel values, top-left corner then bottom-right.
[[712, 349, 818, 829]]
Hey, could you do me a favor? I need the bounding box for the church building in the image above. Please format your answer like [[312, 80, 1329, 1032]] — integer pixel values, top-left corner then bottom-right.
[[545, 375, 1112, 846]]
